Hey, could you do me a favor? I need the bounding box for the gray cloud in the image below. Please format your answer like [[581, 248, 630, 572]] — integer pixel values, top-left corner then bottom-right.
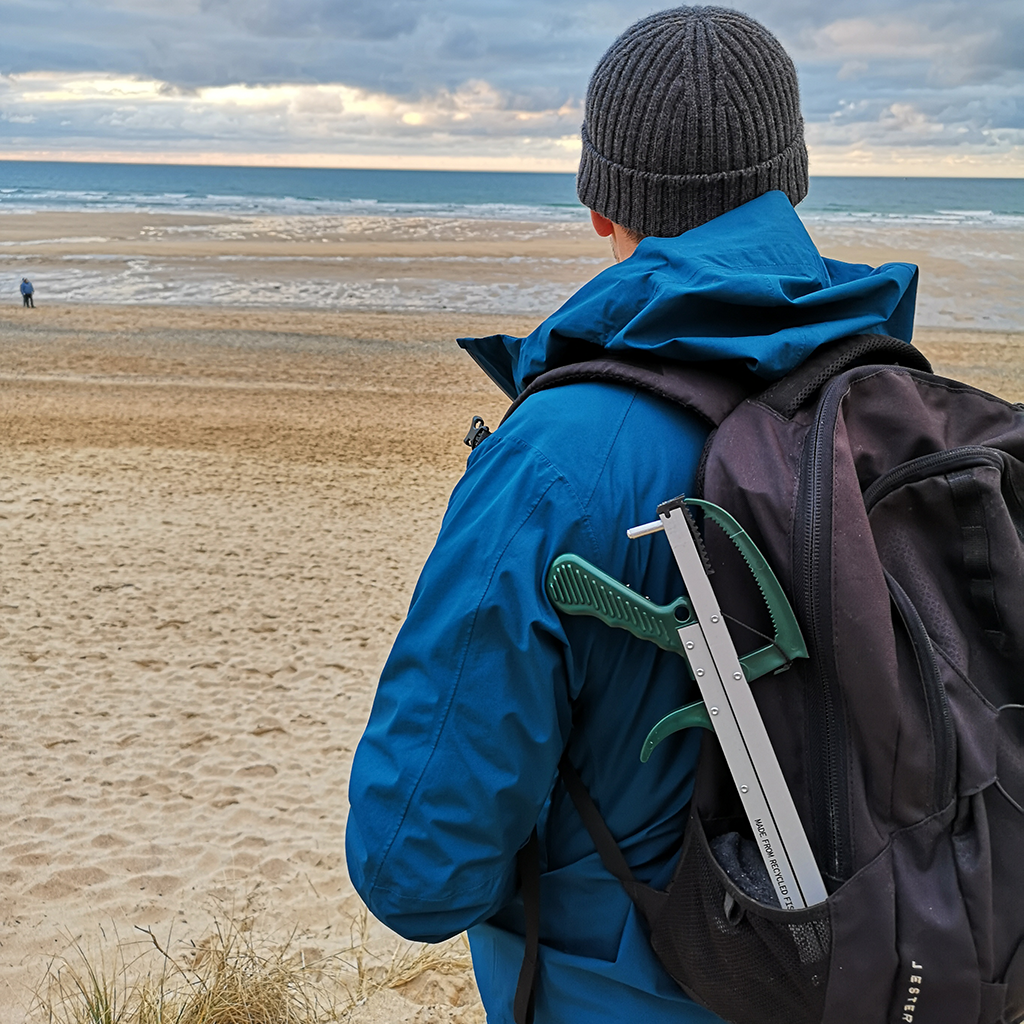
[[0, 0, 620, 91], [199, 0, 423, 41], [0, 0, 1021, 165]]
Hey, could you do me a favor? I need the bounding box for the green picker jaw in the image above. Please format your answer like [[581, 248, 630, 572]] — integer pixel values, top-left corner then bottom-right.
[[545, 498, 807, 763]]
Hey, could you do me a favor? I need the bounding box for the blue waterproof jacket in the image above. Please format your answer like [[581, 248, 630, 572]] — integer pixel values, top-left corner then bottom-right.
[[346, 192, 918, 1023]]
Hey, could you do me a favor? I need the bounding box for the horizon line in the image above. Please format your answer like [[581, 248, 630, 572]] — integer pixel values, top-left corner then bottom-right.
[[1, 153, 1023, 180]]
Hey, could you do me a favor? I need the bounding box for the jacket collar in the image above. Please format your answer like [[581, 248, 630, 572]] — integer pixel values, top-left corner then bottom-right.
[[459, 191, 918, 399]]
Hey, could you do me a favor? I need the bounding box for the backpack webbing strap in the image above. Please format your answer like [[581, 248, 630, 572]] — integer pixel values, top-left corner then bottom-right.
[[948, 467, 1007, 649], [513, 759, 668, 1023], [756, 334, 932, 419], [503, 357, 761, 430], [558, 754, 668, 925], [513, 828, 541, 1024]]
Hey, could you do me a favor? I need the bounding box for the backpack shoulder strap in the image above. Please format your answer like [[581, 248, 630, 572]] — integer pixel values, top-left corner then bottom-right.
[[756, 334, 932, 419], [512, 756, 668, 1024], [501, 335, 931, 428], [502, 357, 762, 429]]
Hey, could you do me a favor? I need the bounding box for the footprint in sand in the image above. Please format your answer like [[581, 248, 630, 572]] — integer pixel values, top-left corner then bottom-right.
[[29, 867, 110, 899]]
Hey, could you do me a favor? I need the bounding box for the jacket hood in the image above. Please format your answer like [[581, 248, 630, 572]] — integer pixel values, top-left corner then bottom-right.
[[458, 191, 918, 400]]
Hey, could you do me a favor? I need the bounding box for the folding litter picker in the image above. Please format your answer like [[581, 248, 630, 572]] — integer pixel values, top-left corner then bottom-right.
[[546, 495, 828, 910]]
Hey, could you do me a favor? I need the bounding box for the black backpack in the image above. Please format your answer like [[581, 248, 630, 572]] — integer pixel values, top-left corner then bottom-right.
[[502, 334, 1024, 1024]]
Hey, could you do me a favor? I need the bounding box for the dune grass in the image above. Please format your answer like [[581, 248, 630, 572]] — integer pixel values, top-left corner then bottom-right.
[[31, 907, 477, 1024]]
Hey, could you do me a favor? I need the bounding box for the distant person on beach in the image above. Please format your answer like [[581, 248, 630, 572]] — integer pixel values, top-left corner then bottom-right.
[[348, 7, 917, 1024], [21, 278, 34, 308]]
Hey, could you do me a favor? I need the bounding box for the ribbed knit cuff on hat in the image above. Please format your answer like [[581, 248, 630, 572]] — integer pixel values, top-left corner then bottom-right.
[[578, 123, 809, 238]]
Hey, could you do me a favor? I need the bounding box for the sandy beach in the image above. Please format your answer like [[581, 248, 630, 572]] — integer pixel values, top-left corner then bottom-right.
[[0, 299, 536, 1021], [1, 212, 613, 315], [3, 213, 1024, 1021]]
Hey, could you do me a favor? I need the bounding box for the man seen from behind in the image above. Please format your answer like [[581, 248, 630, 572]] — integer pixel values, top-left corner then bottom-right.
[[346, 7, 917, 1023]]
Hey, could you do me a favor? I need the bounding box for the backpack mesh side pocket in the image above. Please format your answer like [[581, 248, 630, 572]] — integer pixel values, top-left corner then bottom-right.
[[650, 809, 831, 1024]]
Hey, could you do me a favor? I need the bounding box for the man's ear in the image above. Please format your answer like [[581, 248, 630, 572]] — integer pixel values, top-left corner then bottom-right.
[[590, 210, 615, 237]]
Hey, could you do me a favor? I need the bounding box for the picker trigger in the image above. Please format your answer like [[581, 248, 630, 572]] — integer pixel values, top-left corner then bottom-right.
[[686, 499, 807, 679], [640, 700, 714, 762]]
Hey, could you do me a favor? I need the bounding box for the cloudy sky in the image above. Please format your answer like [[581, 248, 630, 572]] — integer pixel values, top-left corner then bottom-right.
[[1, 0, 1022, 175]]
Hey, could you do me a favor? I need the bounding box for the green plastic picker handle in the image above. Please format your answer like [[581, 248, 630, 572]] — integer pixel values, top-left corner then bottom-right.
[[546, 555, 694, 652], [547, 512, 806, 683]]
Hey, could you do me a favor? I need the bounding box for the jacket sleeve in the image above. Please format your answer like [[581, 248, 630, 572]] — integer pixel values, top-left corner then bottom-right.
[[345, 430, 598, 942]]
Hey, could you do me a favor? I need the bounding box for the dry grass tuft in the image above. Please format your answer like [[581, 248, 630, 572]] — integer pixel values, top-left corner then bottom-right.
[[34, 919, 338, 1024], [339, 909, 474, 1010], [31, 906, 478, 1024]]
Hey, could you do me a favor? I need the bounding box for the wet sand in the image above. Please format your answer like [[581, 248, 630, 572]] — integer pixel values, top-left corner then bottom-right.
[[0, 213, 613, 314], [3, 210, 1022, 328]]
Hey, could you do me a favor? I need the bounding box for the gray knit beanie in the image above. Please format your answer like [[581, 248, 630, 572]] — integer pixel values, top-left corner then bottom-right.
[[577, 6, 808, 237]]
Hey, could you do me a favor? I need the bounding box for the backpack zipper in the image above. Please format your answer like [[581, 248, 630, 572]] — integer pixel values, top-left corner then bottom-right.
[[865, 445, 1007, 814], [863, 446, 1007, 512], [796, 397, 998, 878], [794, 376, 853, 884], [802, 428, 996, 873], [884, 571, 957, 811]]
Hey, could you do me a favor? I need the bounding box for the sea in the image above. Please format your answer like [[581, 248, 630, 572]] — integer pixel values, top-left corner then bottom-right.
[[2, 161, 1022, 325], [2, 161, 1023, 224]]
